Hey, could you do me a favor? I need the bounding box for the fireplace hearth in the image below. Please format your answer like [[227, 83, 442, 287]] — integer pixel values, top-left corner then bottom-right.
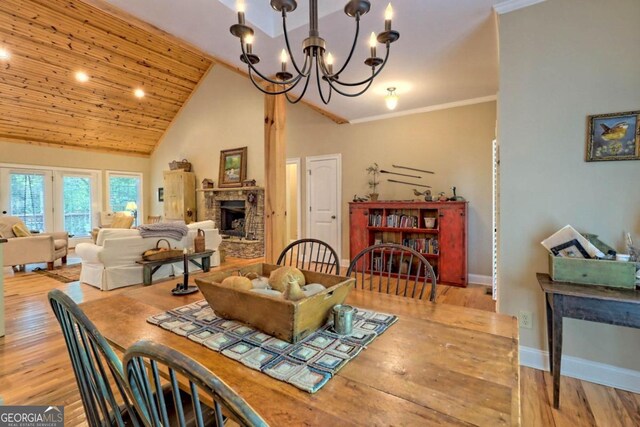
[[220, 200, 245, 237]]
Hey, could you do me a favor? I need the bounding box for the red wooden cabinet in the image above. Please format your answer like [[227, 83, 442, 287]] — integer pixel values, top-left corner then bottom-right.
[[348, 201, 468, 287]]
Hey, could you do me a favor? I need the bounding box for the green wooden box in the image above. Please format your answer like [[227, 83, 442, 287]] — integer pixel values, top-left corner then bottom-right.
[[548, 254, 637, 288]]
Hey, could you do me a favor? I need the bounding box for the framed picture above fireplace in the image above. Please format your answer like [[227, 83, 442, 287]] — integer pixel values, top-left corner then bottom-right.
[[219, 147, 247, 188]]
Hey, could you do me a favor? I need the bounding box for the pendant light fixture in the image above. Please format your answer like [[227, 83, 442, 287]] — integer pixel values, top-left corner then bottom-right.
[[385, 87, 398, 110], [230, 0, 400, 104]]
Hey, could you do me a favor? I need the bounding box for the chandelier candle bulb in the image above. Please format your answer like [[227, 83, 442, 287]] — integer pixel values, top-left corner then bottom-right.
[[244, 34, 254, 54], [326, 52, 334, 74], [236, 0, 246, 24], [280, 48, 288, 71], [369, 32, 377, 58], [385, 3, 393, 31]]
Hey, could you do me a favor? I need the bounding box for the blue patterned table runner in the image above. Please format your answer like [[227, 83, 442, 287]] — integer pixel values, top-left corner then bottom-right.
[[147, 300, 397, 393]]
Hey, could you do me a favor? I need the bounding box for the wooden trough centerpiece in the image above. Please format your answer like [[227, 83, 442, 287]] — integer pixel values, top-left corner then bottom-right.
[[195, 263, 354, 343]]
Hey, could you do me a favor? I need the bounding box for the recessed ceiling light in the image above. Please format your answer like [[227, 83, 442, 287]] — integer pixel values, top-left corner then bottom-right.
[[0, 48, 10, 61], [134, 88, 145, 98], [75, 71, 89, 83]]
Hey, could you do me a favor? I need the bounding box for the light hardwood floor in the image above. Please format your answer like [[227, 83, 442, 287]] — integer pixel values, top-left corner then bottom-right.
[[0, 255, 638, 426]]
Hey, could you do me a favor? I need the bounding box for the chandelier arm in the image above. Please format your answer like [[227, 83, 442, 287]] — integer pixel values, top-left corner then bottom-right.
[[329, 44, 391, 87], [282, 11, 312, 77], [241, 40, 305, 86], [284, 71, 313, 104], [315, 58, 333, 105], [324, 68, 375, 97], [247, 68, 300, 95], [330, 13, 361, 78]]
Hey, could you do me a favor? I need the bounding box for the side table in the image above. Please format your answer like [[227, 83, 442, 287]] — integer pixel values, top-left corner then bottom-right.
[[537, 272, 640, 408], [136, 250, 214, 286]]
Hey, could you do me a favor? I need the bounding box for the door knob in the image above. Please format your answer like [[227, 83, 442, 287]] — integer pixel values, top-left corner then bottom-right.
[[331, 215, 336, 219]]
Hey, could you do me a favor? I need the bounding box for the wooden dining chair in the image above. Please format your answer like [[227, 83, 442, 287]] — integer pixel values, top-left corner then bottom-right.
[[346, 243, 437, 301], [48, 289, 141, 427], [276, 238, 340, 274], [124, 340, 268, 427]]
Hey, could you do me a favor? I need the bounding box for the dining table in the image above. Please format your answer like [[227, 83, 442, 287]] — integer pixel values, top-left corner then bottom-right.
[[80, 280, 520, 426]]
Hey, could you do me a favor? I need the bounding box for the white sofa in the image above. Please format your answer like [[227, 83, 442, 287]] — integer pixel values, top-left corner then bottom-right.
[[75, 220, 222, 291]]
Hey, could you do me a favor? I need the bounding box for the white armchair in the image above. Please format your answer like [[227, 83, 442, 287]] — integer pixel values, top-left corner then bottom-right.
[[0, 216, 68, 270], [76, 220, 222, 291]]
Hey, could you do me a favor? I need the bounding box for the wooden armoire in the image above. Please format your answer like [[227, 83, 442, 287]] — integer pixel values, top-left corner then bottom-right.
[[163, 170, 196, 223]]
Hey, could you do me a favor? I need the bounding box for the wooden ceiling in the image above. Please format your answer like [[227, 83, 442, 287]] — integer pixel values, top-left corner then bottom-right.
[[0, 0, 213, 156]]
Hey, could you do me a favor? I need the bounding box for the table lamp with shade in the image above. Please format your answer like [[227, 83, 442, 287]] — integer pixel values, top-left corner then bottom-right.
[[125, 201, 138, 226]]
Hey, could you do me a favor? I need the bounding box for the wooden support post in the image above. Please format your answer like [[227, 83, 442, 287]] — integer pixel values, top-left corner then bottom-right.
[[264, 86, 287, 263]]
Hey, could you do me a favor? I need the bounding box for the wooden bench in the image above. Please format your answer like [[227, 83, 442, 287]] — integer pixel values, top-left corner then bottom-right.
[[136, 250, 214, 286]]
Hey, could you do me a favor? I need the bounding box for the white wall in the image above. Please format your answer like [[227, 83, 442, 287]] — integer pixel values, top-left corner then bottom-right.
[[498, 0, 640, 370], [149, 66, 264, 217], [288, 101, 496, 275], [0, 140, 151, 218], [149, 64, 496, 277]]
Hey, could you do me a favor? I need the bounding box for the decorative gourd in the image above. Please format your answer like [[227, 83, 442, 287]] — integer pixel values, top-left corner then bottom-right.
[[221, 276, 253, 291], [251, 276, 270, 289], [249, 289, 283, 298], [268, 266, 306, 292], [302, 283, 326, 297], [283, 278, 306, 301]]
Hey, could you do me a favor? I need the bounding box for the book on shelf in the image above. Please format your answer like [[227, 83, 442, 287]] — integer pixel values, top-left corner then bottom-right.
[[401, 237, 439, 254], [368, 213, 383, 227], [372, 256, 383, 272], [385, 212, 419, 228]]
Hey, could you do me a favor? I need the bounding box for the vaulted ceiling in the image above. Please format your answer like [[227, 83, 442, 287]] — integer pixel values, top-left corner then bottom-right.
[[0, 0, 212, 156]]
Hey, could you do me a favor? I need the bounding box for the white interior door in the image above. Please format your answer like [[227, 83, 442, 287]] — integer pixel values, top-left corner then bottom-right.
[[306, 154, 341, 258]]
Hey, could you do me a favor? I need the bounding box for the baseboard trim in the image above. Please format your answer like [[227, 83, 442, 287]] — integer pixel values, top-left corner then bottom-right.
[[520, 345, 640, 393], [340, 265, 493, 287], [467, 274, 492, 286]]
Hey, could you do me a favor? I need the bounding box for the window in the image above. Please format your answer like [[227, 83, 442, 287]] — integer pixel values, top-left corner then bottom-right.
[[1, 166, 99, 242], [107, 172, 142, 225], [63, 175, 92, 237], [10, 172, 47, 232]]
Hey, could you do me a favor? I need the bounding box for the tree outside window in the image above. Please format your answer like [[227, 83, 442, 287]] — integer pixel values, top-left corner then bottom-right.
[[109, 175, 141, 226]]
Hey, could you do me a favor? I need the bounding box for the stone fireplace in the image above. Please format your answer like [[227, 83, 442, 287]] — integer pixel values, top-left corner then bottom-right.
[[220, 200, 245, 237], [198, 187, 264, 259]]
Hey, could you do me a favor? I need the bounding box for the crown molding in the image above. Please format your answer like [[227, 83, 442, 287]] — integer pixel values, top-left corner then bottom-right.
[[493, 0, 547, 15], [349, 95, 497, 125]]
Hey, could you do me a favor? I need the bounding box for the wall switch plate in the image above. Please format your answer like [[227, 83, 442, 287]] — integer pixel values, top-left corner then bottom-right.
[[518, 311, 532, 329]]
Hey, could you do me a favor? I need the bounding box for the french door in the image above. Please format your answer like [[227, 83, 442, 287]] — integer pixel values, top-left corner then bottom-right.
[[0, 166, 100, 243], [0, 168, 53, 232]]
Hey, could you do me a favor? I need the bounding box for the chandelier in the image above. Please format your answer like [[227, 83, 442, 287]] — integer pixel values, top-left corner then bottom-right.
[[230, 0, 399, 104]]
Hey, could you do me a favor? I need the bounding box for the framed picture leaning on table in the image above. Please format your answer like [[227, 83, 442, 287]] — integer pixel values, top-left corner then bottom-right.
[[219, 147, 247, 188]]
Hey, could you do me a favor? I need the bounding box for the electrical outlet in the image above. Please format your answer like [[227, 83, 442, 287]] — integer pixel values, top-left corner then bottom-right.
[[518, 311, 532, 329]]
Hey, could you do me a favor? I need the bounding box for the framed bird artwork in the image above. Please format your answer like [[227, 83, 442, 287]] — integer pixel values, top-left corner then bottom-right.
[[586, 110, 640, 161]]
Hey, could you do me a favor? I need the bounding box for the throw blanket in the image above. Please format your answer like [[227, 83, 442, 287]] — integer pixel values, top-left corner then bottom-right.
[[137, 222, 189, 241]]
